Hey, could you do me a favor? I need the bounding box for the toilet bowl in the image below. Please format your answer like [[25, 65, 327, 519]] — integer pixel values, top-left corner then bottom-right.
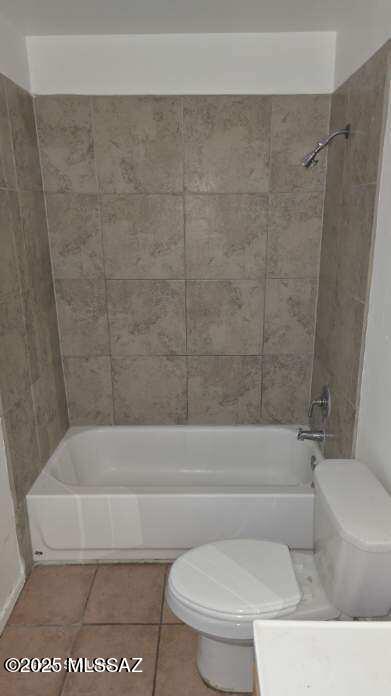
[[167, 460, 391, 693], [167, 541, 337, 692]]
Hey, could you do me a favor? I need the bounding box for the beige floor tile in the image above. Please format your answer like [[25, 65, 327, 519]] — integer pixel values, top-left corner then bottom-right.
[[155, 625, 220, 695], [0, 625, 77, 696], [9, 565, 96, 626], [84, 564, 165, 624], [162, 563, 182, 624], [62, 624, 158, 696], [161, 598, 182, 624]]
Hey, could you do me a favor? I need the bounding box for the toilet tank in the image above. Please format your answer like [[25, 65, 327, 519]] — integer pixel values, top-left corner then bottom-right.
[[314, 460, 391, 617]]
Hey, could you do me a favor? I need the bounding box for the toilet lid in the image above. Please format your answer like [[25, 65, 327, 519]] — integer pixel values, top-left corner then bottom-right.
[[170, 539, 302, 617]]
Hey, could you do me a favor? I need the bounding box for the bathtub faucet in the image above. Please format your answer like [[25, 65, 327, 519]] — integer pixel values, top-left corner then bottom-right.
[[297, 428, 326, 443]]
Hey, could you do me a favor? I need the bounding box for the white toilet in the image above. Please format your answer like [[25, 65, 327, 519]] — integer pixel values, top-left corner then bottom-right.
[[167, 460, 391, 693]]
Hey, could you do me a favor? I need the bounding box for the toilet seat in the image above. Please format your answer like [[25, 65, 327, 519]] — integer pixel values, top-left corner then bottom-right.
[[167, 539, 302, 640]]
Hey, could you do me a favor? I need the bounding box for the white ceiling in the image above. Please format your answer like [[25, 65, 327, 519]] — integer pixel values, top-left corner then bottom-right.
[[0, 0, 353, 36]]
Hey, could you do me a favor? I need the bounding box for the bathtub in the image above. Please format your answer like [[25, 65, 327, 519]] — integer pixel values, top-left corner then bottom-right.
[[27, 426, 322, 563]]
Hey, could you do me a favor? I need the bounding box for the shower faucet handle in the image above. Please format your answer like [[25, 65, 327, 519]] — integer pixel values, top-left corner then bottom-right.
[[308, 385, 331, 420]]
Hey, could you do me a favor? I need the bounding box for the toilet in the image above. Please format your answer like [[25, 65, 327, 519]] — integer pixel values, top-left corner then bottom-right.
[[167, 460, 391, 693]]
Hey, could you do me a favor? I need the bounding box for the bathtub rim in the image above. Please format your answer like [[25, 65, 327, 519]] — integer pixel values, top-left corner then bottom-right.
[[28, 423, 322, 497]]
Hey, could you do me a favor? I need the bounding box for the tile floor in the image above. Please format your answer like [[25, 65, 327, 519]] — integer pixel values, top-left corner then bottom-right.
[[0, 563, 244, 696]]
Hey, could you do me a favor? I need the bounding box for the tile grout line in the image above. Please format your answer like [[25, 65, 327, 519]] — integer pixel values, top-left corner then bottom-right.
[[151, 566, 169, 696], [259, 100, 274, 423], [30, 188, 330, 196], [181, 97, 190, 423], [62, 353, 264, 358], [80, 564, 99, 621], [89, 95, 116, 426], [53, 275, 318, 281], [32, 94, 72, 434], [58, 565, 98, 696]]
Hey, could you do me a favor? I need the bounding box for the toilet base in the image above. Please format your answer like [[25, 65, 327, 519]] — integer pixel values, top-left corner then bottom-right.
[[197, 635, 254, 693]]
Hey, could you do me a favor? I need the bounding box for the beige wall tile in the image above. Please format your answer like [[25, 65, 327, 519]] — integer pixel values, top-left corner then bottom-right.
[[346, 44, 389, 186], [0, 190, 19, 302], [338, 184, 376, 302], [64, 356, 113, 425], [112, 356, 187, 424], [31, 359, 67, 464], [325, 391, 357, 458], [0, 294, 30, 415], [184, 95, 271, 193], [313, 277, 336, 370], [3, 390, 41, 503], [262, 354, 312, 423], [187, 280, 264, 354], [264, 278, 317, 354], [311, 355, 333, 410], [324, 291, 365, 407], [271, 94, 330, 193], [18, 190, 52, 291], [93, 96, 182, 193], [13, 499, 33, 575], [325, 83, 349, 205], [185, 194, 267, 279], [6, 79, 42, 190], [268, 192, 323, 278], [0, 76, 16, 189], [35, 95, 97, 193], [102, 194, 184, 278], [318, 192, 340, 290], [23, 278, 58, 383], [55, 278, 110, 356], [6, 189, 27, 286], [108, 279, 186, 355], [188, 356, 261, 424], [46, 192, 104, 279]]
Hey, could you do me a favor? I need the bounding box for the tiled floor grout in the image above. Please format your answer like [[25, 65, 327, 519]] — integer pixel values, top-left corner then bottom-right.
[[151, 566, 169, 696], [81, 564, 98, 619], [3, 563, 192, 696], [58, 565, 97, 696]]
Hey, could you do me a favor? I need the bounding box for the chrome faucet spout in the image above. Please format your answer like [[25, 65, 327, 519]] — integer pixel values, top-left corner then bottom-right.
[[297, 428, 326, 443]]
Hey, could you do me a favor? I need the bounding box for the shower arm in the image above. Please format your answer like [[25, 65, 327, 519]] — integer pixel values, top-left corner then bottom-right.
[[302, 124, 350, 168], [317, 124, 350, 149]]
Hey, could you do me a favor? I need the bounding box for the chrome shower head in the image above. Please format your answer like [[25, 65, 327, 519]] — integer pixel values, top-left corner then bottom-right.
[[302, 149, 321, 168], [302, 124, 350, 169]]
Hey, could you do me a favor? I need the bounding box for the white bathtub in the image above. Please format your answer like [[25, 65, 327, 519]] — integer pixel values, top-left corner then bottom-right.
[[27, 426, 322, 562]]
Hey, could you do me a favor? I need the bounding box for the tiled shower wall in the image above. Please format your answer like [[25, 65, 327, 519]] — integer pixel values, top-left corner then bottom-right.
[[0, 75, 68, 569], [312, 41, 391, 457], [35, 94, 330, 425]]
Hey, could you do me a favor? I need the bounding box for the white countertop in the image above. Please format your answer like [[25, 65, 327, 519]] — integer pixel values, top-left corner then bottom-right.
[[253, 620, 391, 696]]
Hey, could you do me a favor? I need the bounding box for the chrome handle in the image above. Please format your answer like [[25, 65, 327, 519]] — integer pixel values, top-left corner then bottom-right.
[[308, 398, 326, 418], [308, 386, 331, 420]]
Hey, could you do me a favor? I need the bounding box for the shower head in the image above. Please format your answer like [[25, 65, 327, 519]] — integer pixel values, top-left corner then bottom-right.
[[302, 149, 321, 169], [302, 124, 350, 168]]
